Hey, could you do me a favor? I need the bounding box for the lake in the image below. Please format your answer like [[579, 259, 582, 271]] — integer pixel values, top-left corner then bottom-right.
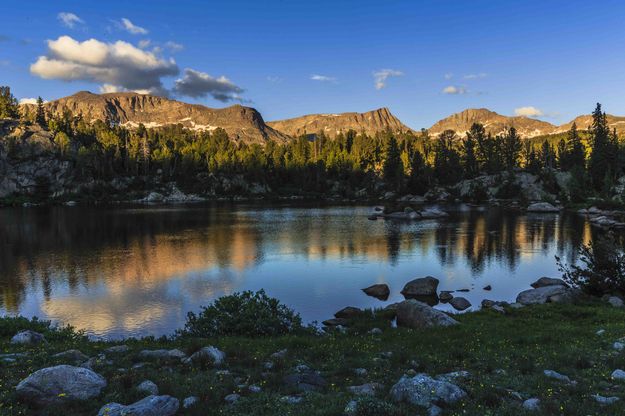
[[0, 203, 594, 339]]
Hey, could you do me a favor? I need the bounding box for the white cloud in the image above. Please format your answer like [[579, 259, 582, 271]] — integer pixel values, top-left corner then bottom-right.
[[463, 72, 487, 79], [373, 69, 403, 90], [310, 74, 336, 82], [444, 73, 453, 80], [266, 76, 282, 83], [442, 85, 468, 95], [18, 98, 42, 105], [164, 41, 184, 52], [58, 12, 84, 29], [514, 106, 544, 117], [173, 68, 244, 102], [120, 18, 148, 35], [30, 35, 178, 95], [138, 39, 151, 49]]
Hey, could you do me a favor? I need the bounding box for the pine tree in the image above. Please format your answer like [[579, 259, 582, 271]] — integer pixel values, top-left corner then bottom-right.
[[382, 135, 403, 191], [589, 103, 611, 189], [35, 96, 46, 126], [0, 86, 19, 118], [563, 122, 585, 171], [501, 127, 522, 172], [461, 133, 478, 178]]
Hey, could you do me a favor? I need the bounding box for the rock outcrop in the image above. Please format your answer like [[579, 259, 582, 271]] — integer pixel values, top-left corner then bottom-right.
[[396, 300, 459, 329], [16, 365, 106, 405]]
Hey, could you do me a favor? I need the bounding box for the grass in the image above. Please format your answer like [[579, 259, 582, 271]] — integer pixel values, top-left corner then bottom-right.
[[2, 302, 625, 415]]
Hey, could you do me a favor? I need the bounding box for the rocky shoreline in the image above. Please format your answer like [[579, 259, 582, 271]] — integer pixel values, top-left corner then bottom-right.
[[3, 275, 625, 415]]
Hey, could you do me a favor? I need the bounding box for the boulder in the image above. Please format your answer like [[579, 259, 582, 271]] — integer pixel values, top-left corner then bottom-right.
[[335, 307, 363, 319], [283, 371, 327, 392], [527, 202, 561, 213], [401, 276, 440, 298], [419, 207, 449, 219], [389, 373, 466, 407], [530, 277, 566, 288], [182, 346, 225, 366], [322, 318, 350, 327], [52, 349, 89, 363], [224, 393, 240, 405], [449, 297, 471, 311], [137, 380, 159, 395], [347, 383, 382, 396], [362, 284, 390, 300], [11, 330, 46, 345], [396, 300, 459, 329], [104, 345, 130, 354], [611, 369, 625, 381], [608, 296, 624, 308], [98, 395, 179, 416], [523, 398, 540, 411], [483, 285, 492, 291], [183, 396, 199, 409], [516, 285, 576, 305], [435, 371, 471, 383], [16, 365, 106, 405], [543, 369, 574, 384], [592, 394, 620, 405], [139, 349, 186, 361], [439, 291, 453, 302]]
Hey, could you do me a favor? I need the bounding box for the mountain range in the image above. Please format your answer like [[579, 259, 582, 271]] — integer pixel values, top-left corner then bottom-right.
[[20, 91, 625, 143]]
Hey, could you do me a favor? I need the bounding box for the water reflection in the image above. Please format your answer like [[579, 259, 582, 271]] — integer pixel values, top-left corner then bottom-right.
[[0, 204, 594, 338]]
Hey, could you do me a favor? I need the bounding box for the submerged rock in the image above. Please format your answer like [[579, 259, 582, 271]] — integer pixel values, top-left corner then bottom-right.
[[530, 277, 566, 288], [16, 365, 106, 405], [98, 395, 179, 416], [527, 202, 561, 212], [439, 291, 453, 302], [396, 300, 459, 329], [335, 306, 363, 319], [449, 297, 471, 311], [362, 284, 390, 300], [401, 276, 440, 298]]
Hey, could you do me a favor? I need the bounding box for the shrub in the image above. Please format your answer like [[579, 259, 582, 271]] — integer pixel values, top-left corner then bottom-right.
[[557, 235, 625, 296], [180, 290, 303, 337]]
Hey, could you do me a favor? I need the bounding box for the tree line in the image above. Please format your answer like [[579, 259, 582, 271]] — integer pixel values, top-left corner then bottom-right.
[[0, 86, 622, 198]]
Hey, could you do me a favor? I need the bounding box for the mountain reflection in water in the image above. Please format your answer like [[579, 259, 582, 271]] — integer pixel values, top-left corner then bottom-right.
[[0, 203, 593, 339]]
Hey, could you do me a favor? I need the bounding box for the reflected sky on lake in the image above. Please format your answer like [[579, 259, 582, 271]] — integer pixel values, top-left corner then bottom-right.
[[0, 203, 594, 339]]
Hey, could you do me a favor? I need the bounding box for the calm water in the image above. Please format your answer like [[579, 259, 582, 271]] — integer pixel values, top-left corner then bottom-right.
[[0, 203, 594, 339]]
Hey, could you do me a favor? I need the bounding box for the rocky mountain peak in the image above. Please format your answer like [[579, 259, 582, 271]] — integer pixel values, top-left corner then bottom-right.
[[20, 91, 289, 144]]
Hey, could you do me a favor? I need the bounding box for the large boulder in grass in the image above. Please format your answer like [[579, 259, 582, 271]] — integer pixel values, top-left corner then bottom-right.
[[362, 284, 390, 300], [401, 277, 439, 299], [139, 349, 186, 361], [516, 285, 578, 305], [98, 395, 179, 416], [390, 373, 466, 407], [11, 330, 46, 345], [182, 346, 225, 366], [396, 300, 459, 329], [16, 365, 106, 405]]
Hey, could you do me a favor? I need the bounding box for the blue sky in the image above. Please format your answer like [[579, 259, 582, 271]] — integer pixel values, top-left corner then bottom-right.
[[0, 0, 624, 129]]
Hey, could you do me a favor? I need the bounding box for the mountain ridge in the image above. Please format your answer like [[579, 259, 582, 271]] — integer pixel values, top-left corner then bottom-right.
[[18, 91, 625, 141], [21, 91, 291, 144], [266, 107, 414, 138]]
